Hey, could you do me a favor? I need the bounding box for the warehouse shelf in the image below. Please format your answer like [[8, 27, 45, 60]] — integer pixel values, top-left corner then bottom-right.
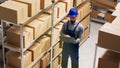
[[76, 0, 88, 8], [1, 0, 91, 68]]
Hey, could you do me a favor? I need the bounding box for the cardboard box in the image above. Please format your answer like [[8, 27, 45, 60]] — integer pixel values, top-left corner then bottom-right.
[[45, 7, 58, 24], [13, 0, 37, 16], [40, 0, 52, 9], [98, 23, 120, 52], [27, 19, 47, 39], [47, 23, 63, 45], [81, 15, 90, 28], [58, 53, 62, 64], [76, 0, 83, 6], [55, 2, 66, 18], [98, 58, 119, 68], [6, 50, 32, 68], [83, 2, 91, 16], [40, 52, 50, 68], [53, 43, 62, 57], [0, 1, 26, 24], [104, 12, 116, 23], [28, 42, 41, 61], [33, 61, 40, 68], [91, 9, 99, 19], [36, 13, 51, 30], [6, 25, 33, 48], [52, 57, 59, 68], [84, 27, 89, 39], [5, 1, 28, 21], [95, 0, 117, 9], [37, 36, 50, 54], [59, 0, 73, 12]]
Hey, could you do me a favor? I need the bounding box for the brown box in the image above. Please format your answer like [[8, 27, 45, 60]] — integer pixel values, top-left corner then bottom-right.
[[59, 0, 73, 12], [28, 42, 41, 61], [45, 7, 58, 24], [52, 57, 59, 68], [6, 50, 32, 68], [5, 1, 28, 21], [83, 27, 89, 39], [83, 2, 91, 16], [33, 61, 40, 68], [53, 43, 62, 57], [47, 23, 63, 45], [27, 19, 47, 39], [98, 58, 119, 68], [40, 52, 50, 68], [6, 25, 33, 48], [0, 1, 27, 24], [55, 2, 66, 18], [37, 36, 50, 54], [14, 0, 37, 16], [36, 13, 51, 31], [40, 0, 52, 9], [95, 0, 117, 9], [76, 0, 83, 6], [91, 9, 99, 19], [58, 53, 62, 64], [104, 12, 116, 23], [98, 23, 120, 52], [81, 15, 90, 28]]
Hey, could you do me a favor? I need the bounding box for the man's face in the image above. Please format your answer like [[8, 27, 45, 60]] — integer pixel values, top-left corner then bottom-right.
[[69, 16, 77, 23]]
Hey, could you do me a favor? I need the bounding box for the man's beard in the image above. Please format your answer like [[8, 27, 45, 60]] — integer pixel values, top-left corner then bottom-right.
[[70, 20, 75, 24]]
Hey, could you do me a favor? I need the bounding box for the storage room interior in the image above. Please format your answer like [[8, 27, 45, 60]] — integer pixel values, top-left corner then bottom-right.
[[0, 0, 120, 68]]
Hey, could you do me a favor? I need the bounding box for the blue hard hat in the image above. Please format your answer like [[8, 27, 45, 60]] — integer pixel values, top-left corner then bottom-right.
[[68, 7, 78, 17]]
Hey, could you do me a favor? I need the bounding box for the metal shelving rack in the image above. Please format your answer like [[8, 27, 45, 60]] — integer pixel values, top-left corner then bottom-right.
[[1, 0, 91, 68], [91, 0, 118, 23]]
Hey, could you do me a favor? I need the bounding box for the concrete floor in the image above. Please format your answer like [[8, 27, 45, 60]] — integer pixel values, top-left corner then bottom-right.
[[0, 22, 107, 68]]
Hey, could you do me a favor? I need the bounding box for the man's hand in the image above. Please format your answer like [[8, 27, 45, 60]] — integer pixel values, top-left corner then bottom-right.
[[63, 34, 71, 38]]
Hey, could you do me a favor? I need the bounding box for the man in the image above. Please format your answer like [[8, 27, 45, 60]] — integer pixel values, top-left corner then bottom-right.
[[60, 7, 84, 68]]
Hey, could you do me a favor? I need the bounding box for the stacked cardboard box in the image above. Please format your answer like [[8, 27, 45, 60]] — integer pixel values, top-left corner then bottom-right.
[[27, 13, 51, 39], [6, 25, 33, 48], [47, 22, 63, 45], [6, 64, 13, 68], [104, 12, 116, 23], [81, 15, 90, 28], [76, 0, 83, 6], [52, 57, 59, 68], [29, 35, 50, 61], [95, 0, 117, 9], [77, 2, 91, 21], [91, 9, 99, 19], [6, 50, 32, 68], [40, 0, 52, 9], [40, 52, 50, 68], [59, 0, 73, 12], [12, 0, 39, 16], [53, 42, 62, 57], [55, 2, 66, 18], [98, 51, 120, 68], [0, 1, 28, 24]]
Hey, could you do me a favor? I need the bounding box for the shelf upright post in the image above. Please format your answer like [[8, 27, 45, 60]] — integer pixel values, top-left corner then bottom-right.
[[50, 1, 55, 68], [1, 20, 6, 68], [20, 23, 24, 68]]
